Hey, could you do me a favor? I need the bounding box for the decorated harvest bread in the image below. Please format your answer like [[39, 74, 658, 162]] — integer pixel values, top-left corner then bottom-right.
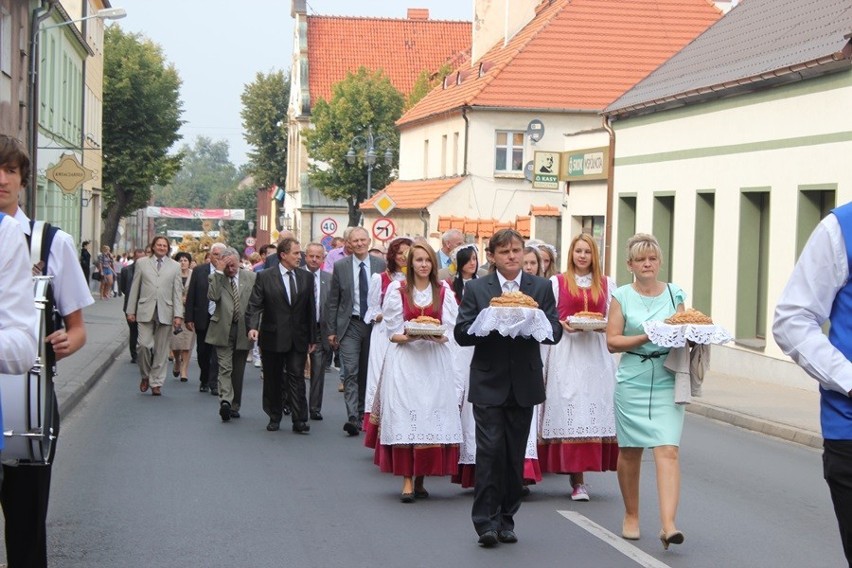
[[665, 308, 713, 325], [489, 291, 539, 309], [573, 311, 605, 320], [411, 315, 442, 326]]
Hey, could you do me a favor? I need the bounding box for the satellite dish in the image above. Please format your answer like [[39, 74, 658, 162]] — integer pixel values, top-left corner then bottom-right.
[[526, 119, 545, 144], [524, 161, 534, 182]]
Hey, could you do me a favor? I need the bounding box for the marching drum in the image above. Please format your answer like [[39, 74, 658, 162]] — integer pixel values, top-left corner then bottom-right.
[[0, 276, 59, 465]]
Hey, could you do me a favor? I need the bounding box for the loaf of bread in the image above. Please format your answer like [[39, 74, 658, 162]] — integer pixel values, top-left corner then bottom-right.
[[489, 291, 539, 309], [411, 315, 442, 326], [665, 308, 713, 325], [573, 311, 604, 320]]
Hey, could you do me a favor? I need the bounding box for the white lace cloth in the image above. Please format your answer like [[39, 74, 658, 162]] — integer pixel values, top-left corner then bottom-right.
[[642, 321, 732, 348], [468, 306, 554, 341]]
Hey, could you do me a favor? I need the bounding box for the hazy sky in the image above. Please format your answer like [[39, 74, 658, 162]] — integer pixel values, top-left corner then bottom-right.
[[113, 1, 472, 167]]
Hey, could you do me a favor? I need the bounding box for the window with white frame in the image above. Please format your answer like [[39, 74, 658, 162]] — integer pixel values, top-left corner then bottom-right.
[[494, 130, 524, 173]]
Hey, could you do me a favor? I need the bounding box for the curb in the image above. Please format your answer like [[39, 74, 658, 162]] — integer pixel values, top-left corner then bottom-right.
[[687, 401, 823, 450], [57, 331, 128, 417]]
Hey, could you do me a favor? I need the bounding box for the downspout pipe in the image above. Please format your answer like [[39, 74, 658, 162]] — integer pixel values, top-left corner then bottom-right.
[[27, 0, 57, 219], [419, 208, 429, 238], [462, 106, 470, 176], [602, 115, 616, 275]]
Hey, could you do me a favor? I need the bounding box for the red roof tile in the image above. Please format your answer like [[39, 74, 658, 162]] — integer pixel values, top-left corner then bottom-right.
[[399, 0, 721, 126], [361, 176, 465, 211], [307, 15, 471, 102], [530, 204, 560, 217]]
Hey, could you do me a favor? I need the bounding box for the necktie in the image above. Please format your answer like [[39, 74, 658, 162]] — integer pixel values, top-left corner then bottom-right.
[[314, 272, 321, 322], [503, 280, 517, 293], [156, 258, 163, 272], [208, 266, 216, 316], [231, 278, 240, 323], [288, 270, 297, 304], [359, 262, 368, 318]]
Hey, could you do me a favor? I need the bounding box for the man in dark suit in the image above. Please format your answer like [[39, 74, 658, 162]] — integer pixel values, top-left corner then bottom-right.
[[206, 247, 257, 422], [326, 227, 386, 436], [247, 237, 317, 433], [303, 242, 331, 420], [185, 242, 225, 394], [455, 228, 562, 547], [119, 248, 146, 363]]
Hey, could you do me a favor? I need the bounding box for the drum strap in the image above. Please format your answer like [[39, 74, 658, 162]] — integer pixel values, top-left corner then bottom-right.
[[26, 219, 58, 274]]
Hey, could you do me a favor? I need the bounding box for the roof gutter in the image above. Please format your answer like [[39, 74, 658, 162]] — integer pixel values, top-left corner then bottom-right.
[[606, 49, 852, 120], [462, 106, 469, 176], [398, 105, 599, 130]]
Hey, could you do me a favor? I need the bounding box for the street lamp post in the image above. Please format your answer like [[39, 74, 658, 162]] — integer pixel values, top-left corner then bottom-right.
[[26, 5, 127, 217], [345, 125, 393, 203]]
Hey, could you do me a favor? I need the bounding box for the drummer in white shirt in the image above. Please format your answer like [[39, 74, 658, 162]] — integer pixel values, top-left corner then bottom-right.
[[0, 212, 37, 374], [0, 134, 93, 568]]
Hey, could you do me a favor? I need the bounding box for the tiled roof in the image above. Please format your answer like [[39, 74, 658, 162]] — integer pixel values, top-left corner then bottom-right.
[[530, 204, 560, 217], [436, 214, 538, 238], [606, 0, 852, 117], [399, 0, 721, 126], [307, 15, 471, 102], [360, 176, 465, 211]]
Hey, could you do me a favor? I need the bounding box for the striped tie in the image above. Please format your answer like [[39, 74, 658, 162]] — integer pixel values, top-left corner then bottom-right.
[[231, 277, 240, 323]]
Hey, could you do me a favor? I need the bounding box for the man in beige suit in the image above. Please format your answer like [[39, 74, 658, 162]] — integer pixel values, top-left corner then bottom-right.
[[207, 247, 256, 422], [126, 235, 184, 396]]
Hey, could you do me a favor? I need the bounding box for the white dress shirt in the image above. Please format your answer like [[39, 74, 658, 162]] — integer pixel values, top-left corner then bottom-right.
[[351, 254, 372, 316], [14, 208, 94, 317], [496, 270, 522, 292], [0, 215, 38, 374], [773, 213, 852, 396]]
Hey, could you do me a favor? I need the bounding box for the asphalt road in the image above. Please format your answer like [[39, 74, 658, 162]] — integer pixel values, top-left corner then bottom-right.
[[41, 358, 846, 568]]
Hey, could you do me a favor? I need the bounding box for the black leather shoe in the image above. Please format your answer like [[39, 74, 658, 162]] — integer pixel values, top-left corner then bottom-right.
[[282, 405, 291, 416], [229, 410, 240, 419], [343, 421, 359, 436], [478, 530, 499, 548], [219, 401, 231, 422], [400, 492, 415, 504], [497, 530, 518, 544], [199, 385, 209, 393], [210, 388, 219, 396], [266, 421, 280, 432], [310, 411, 323, 421], [292, 421, 310, 434]]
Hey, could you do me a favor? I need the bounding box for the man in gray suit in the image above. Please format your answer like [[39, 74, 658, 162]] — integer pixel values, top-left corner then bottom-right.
[[304, 242, 331, 420], [326, 227, 386, 436], [206, 247, 256, 422], [126, 235, 184, 396]]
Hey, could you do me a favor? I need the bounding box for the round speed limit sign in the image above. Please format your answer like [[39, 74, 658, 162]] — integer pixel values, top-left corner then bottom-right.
[[320, 217, 338, 236]]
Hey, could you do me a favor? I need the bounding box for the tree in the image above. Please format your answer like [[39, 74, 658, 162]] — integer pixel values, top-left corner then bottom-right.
[[156, 137, 238, 211], [101, 26, 184, 248], [303, 67, 405, 226], [240, 70, 290, 191], [406, 63, 453, 110]]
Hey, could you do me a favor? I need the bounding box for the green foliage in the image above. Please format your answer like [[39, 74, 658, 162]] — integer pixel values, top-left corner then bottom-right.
[[101, 26, 184, 247], [156, 136, 238, 210], [240, 70, 290, 190], [303, 67, 405, 226], [406, 63, 454, 110]]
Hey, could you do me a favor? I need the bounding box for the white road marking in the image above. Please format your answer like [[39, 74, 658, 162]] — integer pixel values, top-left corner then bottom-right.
[[558, 510, 672, 568]]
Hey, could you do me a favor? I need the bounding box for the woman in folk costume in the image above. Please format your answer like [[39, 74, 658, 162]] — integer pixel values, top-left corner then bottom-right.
[[538, 233, 618, 501], [363, 237, 412, 449], [375, 242, 463, 503]]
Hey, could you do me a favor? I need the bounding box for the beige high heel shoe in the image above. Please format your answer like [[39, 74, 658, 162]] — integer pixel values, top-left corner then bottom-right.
[[621, 520, 640, 540], [659, 529, 684, 550]]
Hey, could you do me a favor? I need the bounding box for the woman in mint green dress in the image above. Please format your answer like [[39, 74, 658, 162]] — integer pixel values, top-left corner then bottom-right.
[[606, 233, 686, 551]]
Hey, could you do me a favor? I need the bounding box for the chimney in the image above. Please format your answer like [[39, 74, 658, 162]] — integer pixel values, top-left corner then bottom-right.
[[407, 8, 430, 20], [471, 0, 540, 64]]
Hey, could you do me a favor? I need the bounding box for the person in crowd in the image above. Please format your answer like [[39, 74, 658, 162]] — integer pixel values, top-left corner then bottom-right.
[[322, 235, 347, 273], [539, 233, 618, 501], [120, 248, 146, 363], [326, 227, 386, 436], [247, 237, 317, 433], [363, 236, 412, 447], [207, 247, 256, 422], [169, 252, 195, 382], [537, 243, 558, 279], [79, 240, 91, 284], [455, 229, 562, 547], [445, 244, 480, 302], [113, 254, 124, 297], [438, 243, 487, 282], [0, 213, 37, 375], [368, 246, 385, 258], [376, 241, 462, 502], [97, 244, 115, 300], [263, 230, 306, 269], [303, 242, 331, 421], [0, 133, 92, 568], [126, 235, 184, 396], [185, 242, 225, 394], [252, 246, 270, 272], [522, 245, 543, 277], [773, 203, 852, 566], [437, 228, 465, 270], [606, 233, 686, 548]]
